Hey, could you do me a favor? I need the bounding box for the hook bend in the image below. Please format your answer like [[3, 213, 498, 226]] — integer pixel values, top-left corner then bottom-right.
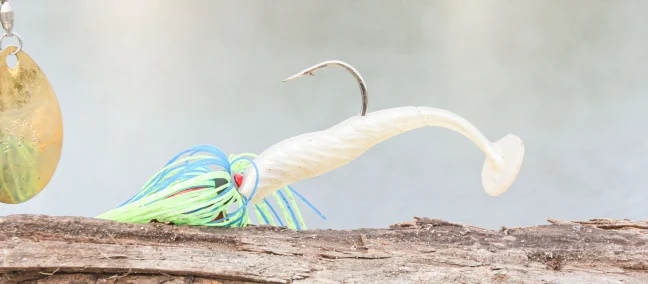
[[283, 60, 368, 116]]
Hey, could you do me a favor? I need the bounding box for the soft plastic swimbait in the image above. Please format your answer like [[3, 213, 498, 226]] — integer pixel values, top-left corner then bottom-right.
[[238, 60, 525, 204]]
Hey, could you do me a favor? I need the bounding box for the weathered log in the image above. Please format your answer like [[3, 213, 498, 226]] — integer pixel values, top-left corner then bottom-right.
[[0, 215, 646, 283]]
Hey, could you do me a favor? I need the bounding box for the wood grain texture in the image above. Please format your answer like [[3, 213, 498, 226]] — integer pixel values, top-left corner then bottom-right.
[[0, 215, 647, 283]]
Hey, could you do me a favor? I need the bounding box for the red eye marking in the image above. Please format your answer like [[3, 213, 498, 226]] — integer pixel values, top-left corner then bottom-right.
[[234, 173, 243, 187]]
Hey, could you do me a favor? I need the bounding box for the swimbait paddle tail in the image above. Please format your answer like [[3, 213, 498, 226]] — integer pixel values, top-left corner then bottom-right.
[[238, 60, 525, 204]]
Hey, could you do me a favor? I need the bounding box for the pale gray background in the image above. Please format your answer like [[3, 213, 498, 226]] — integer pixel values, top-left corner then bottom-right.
[[1, 0, 646, 230]]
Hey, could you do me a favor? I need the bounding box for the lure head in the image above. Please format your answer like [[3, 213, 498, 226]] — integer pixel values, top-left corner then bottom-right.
[[481, 134, 525, 196], [235, 171, 269, 204], [238, 168, 263, 204]]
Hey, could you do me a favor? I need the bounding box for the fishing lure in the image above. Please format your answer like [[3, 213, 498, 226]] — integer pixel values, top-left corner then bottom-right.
[[0, 1, 64, 204], [98, 60, 524, 230], [237, 60, 525, 205]]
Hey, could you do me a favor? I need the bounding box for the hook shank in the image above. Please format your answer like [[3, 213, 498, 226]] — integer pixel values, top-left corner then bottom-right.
[[283, 60, 369, 116]]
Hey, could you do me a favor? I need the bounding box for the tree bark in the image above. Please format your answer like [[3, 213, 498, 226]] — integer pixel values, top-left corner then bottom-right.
[[0, 215, 646, 283]]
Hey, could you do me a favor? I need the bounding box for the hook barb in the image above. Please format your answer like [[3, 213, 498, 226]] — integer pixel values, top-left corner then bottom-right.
[[283, 60, 368, 116]]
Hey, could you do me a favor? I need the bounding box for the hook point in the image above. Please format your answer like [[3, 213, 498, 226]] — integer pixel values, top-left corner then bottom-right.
[[282, 71, 315, 82]]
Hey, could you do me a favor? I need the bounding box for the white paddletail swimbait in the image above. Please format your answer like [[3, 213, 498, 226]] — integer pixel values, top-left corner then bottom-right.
[[238, 61, 525, 204]]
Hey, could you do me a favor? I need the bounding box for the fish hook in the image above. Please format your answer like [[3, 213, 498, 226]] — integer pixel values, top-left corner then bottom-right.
[[283, 60, 369, 116]]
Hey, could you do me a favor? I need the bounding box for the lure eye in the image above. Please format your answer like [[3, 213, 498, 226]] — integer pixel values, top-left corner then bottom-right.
[[233, 173, 243, 188]]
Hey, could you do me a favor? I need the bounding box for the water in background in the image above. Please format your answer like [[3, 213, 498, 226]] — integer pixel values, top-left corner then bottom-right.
[[1, 0, 646, 229]]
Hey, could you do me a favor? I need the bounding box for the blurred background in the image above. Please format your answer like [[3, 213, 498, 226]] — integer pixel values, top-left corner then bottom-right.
[[1, 0, 646, 230]]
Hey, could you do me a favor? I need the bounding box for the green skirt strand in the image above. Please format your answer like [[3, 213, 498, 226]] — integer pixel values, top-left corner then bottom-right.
[[97, 145, 325, 230]]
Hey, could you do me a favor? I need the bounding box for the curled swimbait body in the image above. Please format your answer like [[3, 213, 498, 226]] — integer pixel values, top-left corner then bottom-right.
[[238, 61, 525, 204]]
